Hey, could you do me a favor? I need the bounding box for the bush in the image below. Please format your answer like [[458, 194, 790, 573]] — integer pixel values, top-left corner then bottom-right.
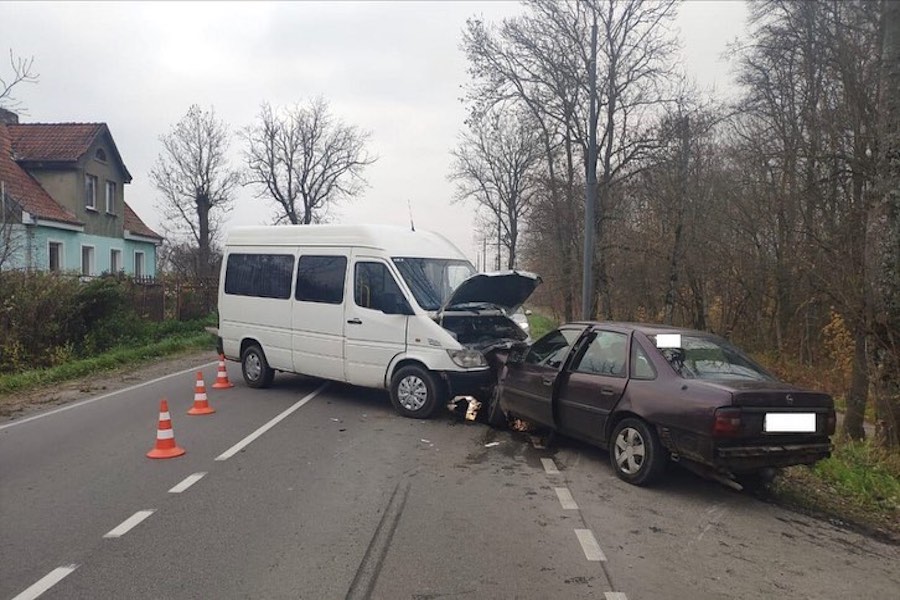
[[0, 272, 215, 375]]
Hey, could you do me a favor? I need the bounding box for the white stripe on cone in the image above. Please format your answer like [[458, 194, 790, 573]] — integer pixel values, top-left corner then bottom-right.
[[157, 429, 174, 440]]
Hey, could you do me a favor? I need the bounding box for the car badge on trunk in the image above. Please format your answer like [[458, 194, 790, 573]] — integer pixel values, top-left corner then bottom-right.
[[786, 394, 794, 405]]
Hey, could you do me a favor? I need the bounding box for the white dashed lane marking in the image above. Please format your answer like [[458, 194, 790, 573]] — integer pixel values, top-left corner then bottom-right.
[[541, 457, 560, 475], [554, 487, 579, 510], [11, 564, 78, 600], [168, 472, 207, 494], [103, 510, 155, 538], [574, 528, 607, 562], [605, 593, 628, 600], [216, 383, 328, 461]]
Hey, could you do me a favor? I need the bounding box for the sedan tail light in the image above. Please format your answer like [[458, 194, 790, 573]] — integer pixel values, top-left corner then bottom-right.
[[826, 410, 836, 436], [713, 407, 742, 437]]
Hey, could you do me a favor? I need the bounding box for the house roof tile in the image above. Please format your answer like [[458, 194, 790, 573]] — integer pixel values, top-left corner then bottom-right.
[[6, 123, 105, 162], [6, 122, 132, 182], [0, 123, 82, 226], [124, 202, 163, 240]]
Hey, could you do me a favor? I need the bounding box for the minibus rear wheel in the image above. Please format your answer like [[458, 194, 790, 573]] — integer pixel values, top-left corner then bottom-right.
[[242, 344, 274, 388], [390, 365, 441, 419]]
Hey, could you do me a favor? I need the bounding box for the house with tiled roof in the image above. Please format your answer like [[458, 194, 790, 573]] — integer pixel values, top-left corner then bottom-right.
[[0, 108, 161, 276]]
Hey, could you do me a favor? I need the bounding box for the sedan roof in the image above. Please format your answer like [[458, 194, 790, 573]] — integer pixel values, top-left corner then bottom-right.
[[567, 321, 717, 338]]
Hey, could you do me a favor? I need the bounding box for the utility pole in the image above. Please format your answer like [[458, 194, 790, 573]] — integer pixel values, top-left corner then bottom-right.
[[582, 19, 599, 320], [496, 214, 502, 270]]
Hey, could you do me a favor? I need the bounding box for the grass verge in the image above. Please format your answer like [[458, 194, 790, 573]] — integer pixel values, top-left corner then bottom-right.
[[0, 332, 215, 396], [527, 310, 558, 340], [770, 440, 900, 540]]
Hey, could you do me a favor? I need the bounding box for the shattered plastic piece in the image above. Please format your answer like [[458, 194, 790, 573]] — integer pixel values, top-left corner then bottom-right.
[[464, 397, 482, 421], [330, 418, 341, 422], [420, 439, 432, 444], [511, 418, 535, 432], [484, 442, 500, 448]]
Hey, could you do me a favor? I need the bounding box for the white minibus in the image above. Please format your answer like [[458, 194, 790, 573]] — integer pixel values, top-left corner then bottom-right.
[[217, 224, 539, 418]]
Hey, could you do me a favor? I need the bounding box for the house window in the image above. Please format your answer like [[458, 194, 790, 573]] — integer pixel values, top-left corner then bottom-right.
[[81, 245, 95, 276], [95, 148, 107, 162], [134, 251, 145, 278], [105, 181, 116, 214], [110, 248, 122, 273], [48, 241, 62, 272], [85, 174, 98, 210]]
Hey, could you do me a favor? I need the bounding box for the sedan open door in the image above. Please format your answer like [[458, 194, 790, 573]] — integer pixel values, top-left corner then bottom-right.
[[498, 326, 586, 427]]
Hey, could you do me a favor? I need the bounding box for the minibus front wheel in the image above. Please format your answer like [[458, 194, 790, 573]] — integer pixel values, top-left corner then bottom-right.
[[390, 365, 441, 419], [242, 343, 275, 389]]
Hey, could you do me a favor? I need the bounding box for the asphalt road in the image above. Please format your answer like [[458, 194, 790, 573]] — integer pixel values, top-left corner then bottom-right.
[[1, 357, 897, 599]]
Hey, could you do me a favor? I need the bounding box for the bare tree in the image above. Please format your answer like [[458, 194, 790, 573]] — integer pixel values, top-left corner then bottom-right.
[[150, 105, 240, 278], [0, 50, 38, 111], [450, 109, 543, 269], [868, 0, 900, 449], [462, 0, 677, 318], [243, 98, 376, 225], [0, 184, 24, 271]]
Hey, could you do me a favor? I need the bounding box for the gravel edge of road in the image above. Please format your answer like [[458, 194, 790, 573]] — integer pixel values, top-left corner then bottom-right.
[[0, 348, 221, 424]]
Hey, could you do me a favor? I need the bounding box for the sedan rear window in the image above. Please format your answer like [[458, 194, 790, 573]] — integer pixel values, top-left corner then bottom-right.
[[651, 334, 774, 381]]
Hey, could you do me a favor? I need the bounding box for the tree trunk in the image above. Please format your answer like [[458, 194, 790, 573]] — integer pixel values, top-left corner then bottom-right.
[[868, 0, 900, 450], [843, 322, 869, 440], [197, 195, 210, 279]]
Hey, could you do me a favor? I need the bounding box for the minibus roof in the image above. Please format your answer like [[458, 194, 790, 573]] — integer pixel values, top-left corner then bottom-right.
[[225, 224, 470, 261]]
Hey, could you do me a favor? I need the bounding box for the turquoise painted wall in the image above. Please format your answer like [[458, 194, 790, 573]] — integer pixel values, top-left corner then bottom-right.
[[3, 224, 157, 277]]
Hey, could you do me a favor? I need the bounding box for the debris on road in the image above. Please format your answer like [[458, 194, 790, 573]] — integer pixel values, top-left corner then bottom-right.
[[484, 442, 500, 448], [331, 418, 342, 422]]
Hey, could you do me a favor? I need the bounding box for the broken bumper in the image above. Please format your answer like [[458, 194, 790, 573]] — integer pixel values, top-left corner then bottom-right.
[[715, 442, 832, 472], [439, 369, 494, 398]]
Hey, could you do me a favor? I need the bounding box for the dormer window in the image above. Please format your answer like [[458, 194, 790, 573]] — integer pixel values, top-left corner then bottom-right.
[[95, 148, 107, 162]]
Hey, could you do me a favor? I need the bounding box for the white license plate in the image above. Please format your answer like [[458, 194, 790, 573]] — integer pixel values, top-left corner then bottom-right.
[[765, 413, 816, 433]]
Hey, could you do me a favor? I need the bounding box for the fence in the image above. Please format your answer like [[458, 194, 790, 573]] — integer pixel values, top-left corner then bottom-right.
[[128, 275, 219, 322]]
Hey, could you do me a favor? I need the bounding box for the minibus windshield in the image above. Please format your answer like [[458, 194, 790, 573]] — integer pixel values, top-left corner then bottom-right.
[[392, 258, 475, 311]]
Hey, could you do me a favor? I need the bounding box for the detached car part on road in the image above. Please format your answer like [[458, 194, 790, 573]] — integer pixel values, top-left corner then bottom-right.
[[490, 322, 835, 487], [218, 225, 539, 419]]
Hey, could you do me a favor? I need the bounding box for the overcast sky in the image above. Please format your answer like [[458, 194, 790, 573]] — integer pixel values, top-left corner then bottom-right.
[[1, 0, 748, 264]]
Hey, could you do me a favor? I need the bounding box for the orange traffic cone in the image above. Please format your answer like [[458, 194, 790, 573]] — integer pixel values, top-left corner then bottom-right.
[[212, 354, 234, 389], [147, 399, 185, 459], [188, 372, 215, 415]]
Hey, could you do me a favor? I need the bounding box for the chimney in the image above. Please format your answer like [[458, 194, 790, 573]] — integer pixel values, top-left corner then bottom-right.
[[0, 107, 19, 124]]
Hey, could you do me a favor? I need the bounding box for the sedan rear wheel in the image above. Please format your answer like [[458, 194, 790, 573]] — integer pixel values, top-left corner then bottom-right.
[[610, 418, 667, 486]]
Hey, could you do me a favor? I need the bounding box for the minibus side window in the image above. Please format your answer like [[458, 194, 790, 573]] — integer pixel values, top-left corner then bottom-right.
[[224, 253, 294, 299], [355, 262, 405, 312], [296, 255, 347, 304]]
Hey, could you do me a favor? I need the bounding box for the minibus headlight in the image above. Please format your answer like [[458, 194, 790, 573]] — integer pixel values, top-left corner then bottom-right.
[[447, 349, 487, 368]]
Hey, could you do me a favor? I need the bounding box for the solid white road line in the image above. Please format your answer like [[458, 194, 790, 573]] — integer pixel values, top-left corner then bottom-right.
[[0, 361, 218, 431], [604, 593, 628, 600], [215, 383, 328, 461], [103, 510, 155, 538], [541, 457, 560, 475], [11, 565, 79, 600], [574, 528, 607, 562], [554, 487, 579, 510], [168, 472, 207, 494]]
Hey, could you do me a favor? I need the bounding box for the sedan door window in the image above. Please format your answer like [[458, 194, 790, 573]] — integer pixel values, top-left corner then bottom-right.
[[572, 331, 628, 377], [525, 328, 581, 369]]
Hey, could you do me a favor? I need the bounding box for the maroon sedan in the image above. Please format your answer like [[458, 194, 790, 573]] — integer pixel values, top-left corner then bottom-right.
[[488, 322, 836, 487]]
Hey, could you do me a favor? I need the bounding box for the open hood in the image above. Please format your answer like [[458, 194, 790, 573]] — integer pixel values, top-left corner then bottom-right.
[[441, 270, 542, 313]]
